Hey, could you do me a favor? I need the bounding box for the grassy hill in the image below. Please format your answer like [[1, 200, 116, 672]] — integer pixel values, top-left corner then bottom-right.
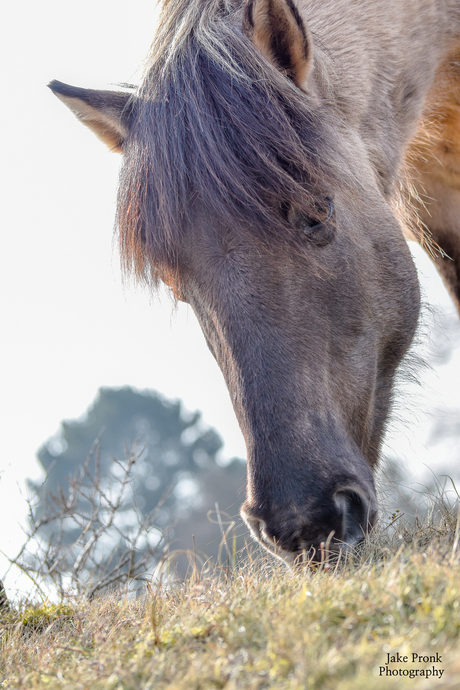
[[1, 505, 460, 689]]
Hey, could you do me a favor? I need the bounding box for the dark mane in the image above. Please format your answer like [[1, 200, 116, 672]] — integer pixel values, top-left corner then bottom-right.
[[117, 0, 347, 283]]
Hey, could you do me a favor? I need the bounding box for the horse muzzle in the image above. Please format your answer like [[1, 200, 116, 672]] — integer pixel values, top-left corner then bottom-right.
[[241, 484, 377, 564]]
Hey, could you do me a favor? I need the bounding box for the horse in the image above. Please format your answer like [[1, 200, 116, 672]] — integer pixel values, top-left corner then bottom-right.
[[49, 0, 460, 563]]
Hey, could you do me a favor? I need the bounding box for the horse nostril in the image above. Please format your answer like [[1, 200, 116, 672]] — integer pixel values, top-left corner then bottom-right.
[[334, 488, 375, 544]]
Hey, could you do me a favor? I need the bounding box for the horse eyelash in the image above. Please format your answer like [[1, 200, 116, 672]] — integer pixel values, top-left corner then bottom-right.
[[301, 197, 334, 233], [281, 197, 334, 233]]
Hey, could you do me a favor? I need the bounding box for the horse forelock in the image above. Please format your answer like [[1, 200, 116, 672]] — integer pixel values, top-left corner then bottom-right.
[[116, 0, 348, 286]]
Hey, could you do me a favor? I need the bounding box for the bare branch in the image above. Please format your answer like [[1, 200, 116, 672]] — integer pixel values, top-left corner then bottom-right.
[[6, 441, 168, 599]]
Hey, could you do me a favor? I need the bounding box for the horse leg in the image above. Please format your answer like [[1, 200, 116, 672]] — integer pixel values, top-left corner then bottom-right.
[[409, 62, 460, 315], [415, 177, 460, 313], [0, 580, 7, 608]]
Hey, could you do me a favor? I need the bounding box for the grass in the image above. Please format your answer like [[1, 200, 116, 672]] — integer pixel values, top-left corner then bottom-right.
[[1, 504, 460, 689]]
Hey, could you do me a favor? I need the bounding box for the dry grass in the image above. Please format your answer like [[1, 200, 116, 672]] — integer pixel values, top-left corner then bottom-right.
[[1, 503, 460, 689]]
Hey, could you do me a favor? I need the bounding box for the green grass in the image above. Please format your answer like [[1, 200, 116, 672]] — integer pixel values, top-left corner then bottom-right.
[[1, 507, 460, 689]]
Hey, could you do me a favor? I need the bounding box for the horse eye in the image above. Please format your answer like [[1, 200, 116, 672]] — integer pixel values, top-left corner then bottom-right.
[[284, 198, 335, 247]]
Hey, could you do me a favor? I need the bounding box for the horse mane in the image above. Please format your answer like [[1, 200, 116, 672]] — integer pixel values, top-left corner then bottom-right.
[[116, 0, 349, 285]]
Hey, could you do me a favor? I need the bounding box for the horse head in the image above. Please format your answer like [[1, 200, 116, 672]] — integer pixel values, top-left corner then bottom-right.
[[49, 0, 421, 563]]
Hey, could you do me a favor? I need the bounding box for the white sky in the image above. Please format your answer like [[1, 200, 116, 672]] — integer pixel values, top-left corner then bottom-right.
[[1, 1, 459, 597]]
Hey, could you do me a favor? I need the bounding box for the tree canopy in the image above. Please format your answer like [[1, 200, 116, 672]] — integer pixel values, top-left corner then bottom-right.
[[29, 387, 247, 581]]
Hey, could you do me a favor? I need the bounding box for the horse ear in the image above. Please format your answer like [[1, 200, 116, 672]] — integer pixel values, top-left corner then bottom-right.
[[242, 0, 313, 87], [48, 80, 135, 153]]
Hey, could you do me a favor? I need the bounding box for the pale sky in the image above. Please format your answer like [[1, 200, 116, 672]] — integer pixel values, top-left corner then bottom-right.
[[1, 1, 459, 597]]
